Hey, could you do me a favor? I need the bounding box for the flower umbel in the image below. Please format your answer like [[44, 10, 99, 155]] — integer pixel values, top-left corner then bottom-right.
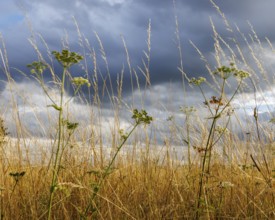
[[213, 63, 249, 80], [52, 50, 83, 68], [189, 77, 206, 86], [234, 70, 250, 79], [180, 106, 196, 115], [72, 77, 91, 87], [27, 61, 47, 75], [132, 109, 153, 125]]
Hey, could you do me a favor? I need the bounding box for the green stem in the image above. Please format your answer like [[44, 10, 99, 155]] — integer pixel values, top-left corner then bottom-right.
[[65, 85, 82, 105], [196, 79, 243, 219], [199, 85, 214, 117], [207, 80, 242, 171], [36, 74, 58, 106], [47, 67, 66, 220], [196, 78, 226, 219], [83, 122, 139, 218]]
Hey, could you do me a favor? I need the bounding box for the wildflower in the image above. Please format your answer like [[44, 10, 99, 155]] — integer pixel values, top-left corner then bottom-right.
[[119, 129, 128, 141], [226, 108, 234, 116], [213, 63, 249, 80], [213, 65, 236, 79], [234, 70, 250, 79], [209, 96, 224, 106], [132, 109, 153, 125], [72, 77, 91, 87], [215, 126, 229, 135], [180, 106, 196, 115], [52, 50, 83, 68], [27, 61, 47, 75], [189, 77, 206, 86], [207, 96, 224, 110]]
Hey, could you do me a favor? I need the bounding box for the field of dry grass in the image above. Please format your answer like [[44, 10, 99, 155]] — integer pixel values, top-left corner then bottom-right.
[[1, 149, 274, 219], [1, 1, 275, 219]]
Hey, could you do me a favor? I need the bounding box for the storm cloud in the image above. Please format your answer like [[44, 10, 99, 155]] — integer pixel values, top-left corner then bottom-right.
[[0, 0, 274, 84]]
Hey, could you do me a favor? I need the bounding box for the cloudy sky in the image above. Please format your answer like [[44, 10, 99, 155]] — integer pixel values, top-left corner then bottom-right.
[[1, 0, 275, 142], [1, 0, 275, 83]]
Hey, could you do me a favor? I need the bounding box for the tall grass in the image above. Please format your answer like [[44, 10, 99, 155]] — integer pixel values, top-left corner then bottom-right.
[[0, 2, 275, 219]]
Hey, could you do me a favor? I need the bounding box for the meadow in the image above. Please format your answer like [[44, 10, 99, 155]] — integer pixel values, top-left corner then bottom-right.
[[0, 2, 275, 220]]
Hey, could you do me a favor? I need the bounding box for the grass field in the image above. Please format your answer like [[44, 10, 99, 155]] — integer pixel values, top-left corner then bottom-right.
[[0, 2, 275, 219]]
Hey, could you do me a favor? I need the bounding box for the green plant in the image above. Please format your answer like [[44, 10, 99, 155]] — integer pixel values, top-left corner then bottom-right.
[[192, 63, 249, 219], [0, 2, 274, 218], [27, 50, 89, 220], [82, 109, 152, 219]]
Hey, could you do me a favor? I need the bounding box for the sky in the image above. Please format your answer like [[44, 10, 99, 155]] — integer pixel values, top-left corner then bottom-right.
[[1, 0, 275, 142]]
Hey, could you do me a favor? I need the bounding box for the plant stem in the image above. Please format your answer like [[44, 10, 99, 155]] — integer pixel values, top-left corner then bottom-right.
[[47, 67, 66, 220], [186, 115, 191, 170], [83, 122, 139, 219], [196, 78, 243, 219], [196, 78, 226, 219]]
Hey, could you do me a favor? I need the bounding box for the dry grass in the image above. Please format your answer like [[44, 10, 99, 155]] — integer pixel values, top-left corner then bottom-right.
[[1, 2, 275, 219], [1, 156, 274, 219]]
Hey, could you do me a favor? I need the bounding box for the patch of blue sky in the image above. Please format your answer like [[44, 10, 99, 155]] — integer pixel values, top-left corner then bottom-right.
[[0, 14, 24, 29]]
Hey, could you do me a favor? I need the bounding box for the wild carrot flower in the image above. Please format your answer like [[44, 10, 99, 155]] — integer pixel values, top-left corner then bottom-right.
[[72, 77, 91, 87], [189, 77, 206, 86]]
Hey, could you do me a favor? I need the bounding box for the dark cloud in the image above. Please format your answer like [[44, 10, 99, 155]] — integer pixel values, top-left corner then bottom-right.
[[0, 0, 275, 97]]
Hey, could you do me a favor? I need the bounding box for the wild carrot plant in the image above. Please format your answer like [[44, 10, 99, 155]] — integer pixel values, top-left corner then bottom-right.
[[27, 50, 90, 220], [82, 109, 152, 219], [192, 63, 249, 219]]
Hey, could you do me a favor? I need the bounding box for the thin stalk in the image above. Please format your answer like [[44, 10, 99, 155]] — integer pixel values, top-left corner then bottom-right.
[[196, 115, 218, 219], [47, 67, 66, 220], [196, 78, 226, 219], [83, 122, 139, 218], [186, 115, 191, 170], [196, 77, 244, 219], [198, 85, 214, 117], [211, 117, 231, 147], [253, 107, 271, 182], [65, 85, 82, 105], [207, 79, 243, 172]]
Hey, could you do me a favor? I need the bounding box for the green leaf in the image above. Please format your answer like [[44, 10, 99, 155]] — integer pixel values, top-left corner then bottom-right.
[[47, 104, 62, 111]]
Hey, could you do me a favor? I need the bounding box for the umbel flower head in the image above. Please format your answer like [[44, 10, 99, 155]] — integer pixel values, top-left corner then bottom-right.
[[234, 70, 250, 79], [189, 77, 206, 86], [132, 109, 153, 125], [52, 50, 83, 68], [180, 106, 196, 115], [27, 61, 47, 75], [72, 77, 91, 87], [213, 63, 250, 80]]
